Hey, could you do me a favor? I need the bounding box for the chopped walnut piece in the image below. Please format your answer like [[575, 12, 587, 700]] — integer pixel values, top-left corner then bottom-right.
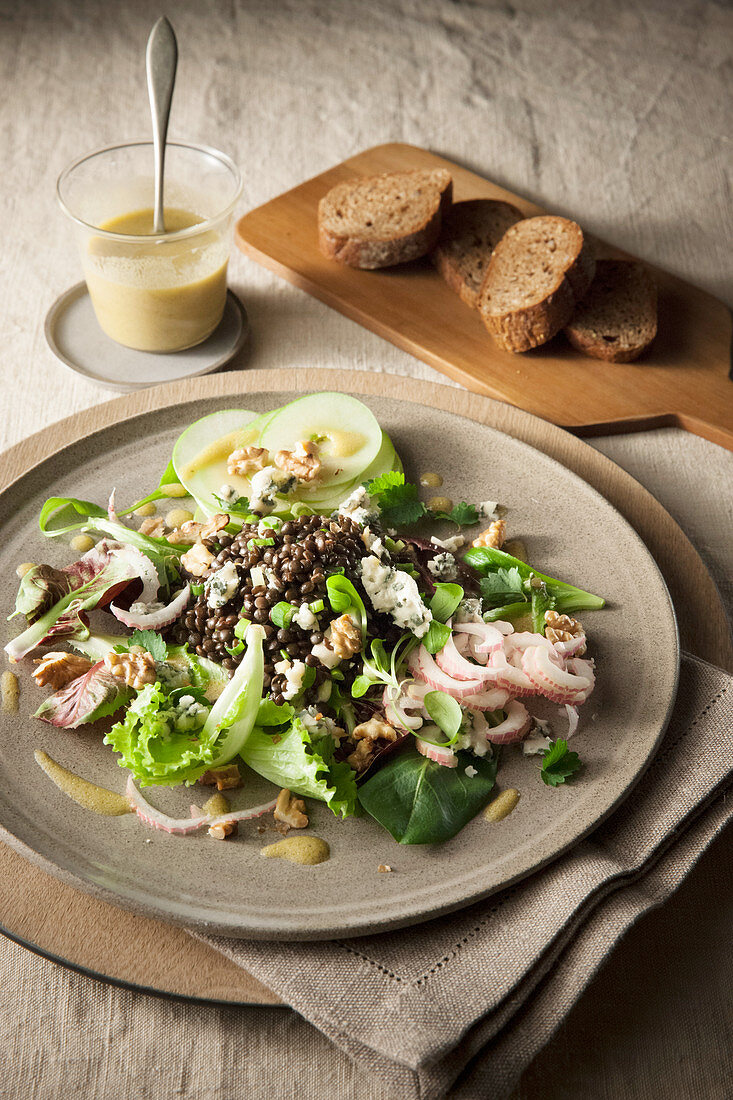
[[180, 542, 215, 577], [274, 440, 321, 482], [208, 820, 238, 840], [329, 613, 361, 660], [544, 610, 586, 654], [104, 647, 157, 690], [199, 764, 242, 791], [274, 788, 309, 829], [32, 652, 93, 690], [347, 716, 399, 773], [352, 716, 398, 742], [472, 519, 506, 549], [377, 864, 393, 873], [168, 512, 230, 547], [227, 446, 270, 477], [138, 516, 166, 537]]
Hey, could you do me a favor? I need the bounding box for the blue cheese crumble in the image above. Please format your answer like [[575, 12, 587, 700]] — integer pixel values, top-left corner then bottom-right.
[[360, 554, 432, 638], [338, 485, 378, 526], [249, 466, 297, 515], [430, 534, 465, 553], [427, 552, 458, 581], [205, 561, 240, 610]]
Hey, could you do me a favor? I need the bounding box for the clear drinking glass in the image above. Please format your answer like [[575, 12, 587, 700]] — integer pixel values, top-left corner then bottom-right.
[[57, 141, 243, 352]]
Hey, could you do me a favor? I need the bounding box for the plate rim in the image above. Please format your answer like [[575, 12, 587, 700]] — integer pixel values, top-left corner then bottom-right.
[[0, 371, 681, 940]]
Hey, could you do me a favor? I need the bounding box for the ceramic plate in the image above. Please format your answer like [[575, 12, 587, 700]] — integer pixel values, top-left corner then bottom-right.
[[0, 388, 679, 940]]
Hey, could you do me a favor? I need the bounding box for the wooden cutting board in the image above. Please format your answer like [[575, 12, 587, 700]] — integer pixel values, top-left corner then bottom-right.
[[1, 368, 731, 1005], [235, 144, 733, 451]]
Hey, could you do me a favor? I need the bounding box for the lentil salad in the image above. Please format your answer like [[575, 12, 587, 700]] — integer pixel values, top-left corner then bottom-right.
[[6, 393, 606, 846]]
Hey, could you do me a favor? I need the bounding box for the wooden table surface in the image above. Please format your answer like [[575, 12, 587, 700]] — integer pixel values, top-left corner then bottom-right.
[[1, 2, 731, 1098]]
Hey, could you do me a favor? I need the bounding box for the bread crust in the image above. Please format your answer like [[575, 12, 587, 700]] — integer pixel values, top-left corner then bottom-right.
[[478, 216, 595, 353], [431, 199, 523, 308], [318, 170, 452, 270], [565, 260, 657, 362]]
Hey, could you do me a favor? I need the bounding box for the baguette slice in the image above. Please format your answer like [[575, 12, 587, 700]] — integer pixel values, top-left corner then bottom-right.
[[431, 199, 523, 307], [565, 260, 657, 362], [478, 216, 596, 352], [318, 169, 452, 269]]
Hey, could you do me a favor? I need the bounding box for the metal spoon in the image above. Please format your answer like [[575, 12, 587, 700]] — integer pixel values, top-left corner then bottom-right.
[[145, 16, 178, 234]]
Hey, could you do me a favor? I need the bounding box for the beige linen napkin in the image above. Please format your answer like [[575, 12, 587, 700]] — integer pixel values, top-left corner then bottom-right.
[[193, 654, 733, 1100]]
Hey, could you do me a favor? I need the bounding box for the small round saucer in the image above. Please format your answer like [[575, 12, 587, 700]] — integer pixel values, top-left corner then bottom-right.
[[44, 283, 248, 392]]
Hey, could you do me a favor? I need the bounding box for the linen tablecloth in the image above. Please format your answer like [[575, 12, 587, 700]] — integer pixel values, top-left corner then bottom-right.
[[1, 1, 731, 1097]]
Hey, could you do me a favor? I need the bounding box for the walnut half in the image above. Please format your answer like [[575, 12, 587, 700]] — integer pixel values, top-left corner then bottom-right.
[[33, 652, 93, 690], [545, 610, 586, 654], [472, 519, 506, 550], [329, 613, 361, 660], [274, 440, 321, 482], [227, 446, 270, 477], [104, 648, 156, 690], [274, 788, 309, 829], [347, 716, 398, 773]]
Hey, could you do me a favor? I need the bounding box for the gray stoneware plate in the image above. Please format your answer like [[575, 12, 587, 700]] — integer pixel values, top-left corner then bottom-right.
[[0, 389, 679, 940]]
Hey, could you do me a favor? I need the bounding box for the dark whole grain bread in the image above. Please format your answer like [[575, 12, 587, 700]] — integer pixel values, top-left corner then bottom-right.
[[478, 216, 596, 352], [564, 259, 657, 362], [431, 198, 523, 307], [318, 168, 452, 269]]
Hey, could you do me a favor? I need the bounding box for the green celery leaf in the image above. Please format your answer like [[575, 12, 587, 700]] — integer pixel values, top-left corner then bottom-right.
[[541, 739, 582, 787], [480, 567, 527, 609], [128, 629, 167, 662]]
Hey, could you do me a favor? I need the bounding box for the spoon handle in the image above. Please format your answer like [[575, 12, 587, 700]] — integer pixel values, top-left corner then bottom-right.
[[146, 16, 178, 235]]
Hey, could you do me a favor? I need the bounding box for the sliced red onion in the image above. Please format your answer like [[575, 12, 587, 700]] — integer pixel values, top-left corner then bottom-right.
[[111, 584, 190, 630], [109, 545, 160, 604], [553, 633, 587, 658], [521, 647, 594, 704], [409, 648, 490, 699], [127, 777, 277, 835], [127, 777, 208, 834], [483, 699, 531, 744], [206, 801, 278, 827], [435, 631, 499, 683], [487, 649, 536, 697], [565, 704, 580, 738], [452, 621, 505, 653], [383, 685, 424, 731], [415, 737, 458, 768], [461, 686, 513, 712]]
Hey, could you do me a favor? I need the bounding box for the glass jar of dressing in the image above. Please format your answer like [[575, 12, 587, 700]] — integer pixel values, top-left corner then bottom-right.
[[57, 141, 242, 352]]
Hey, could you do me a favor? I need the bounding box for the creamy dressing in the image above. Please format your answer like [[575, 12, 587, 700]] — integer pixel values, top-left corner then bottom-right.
[[420, 471, 443, 488], [181, 427, 260, 482], [34, 750, 132, 816], [427, 495, 453, 513], [325, 429, 365, 458], [483, 788, 520, 823], [261, 836, 330, 865], [85, 207, 229, 352]]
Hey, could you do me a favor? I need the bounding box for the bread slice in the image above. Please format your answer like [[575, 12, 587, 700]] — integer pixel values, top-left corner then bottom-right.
[[478, 216, 596, 352], [431, 199, 523, 307], [564, 260, 657, 362], [318, 169, 452, 269]]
